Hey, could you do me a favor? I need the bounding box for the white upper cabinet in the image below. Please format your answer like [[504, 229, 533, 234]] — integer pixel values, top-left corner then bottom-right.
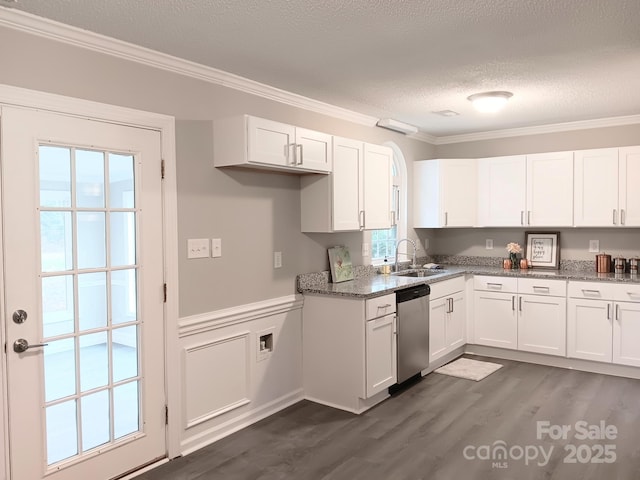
[[477, 155, 526, 226], [526, 151, 574, 226], [300, 137, 392, 232], [574, 148, 619, 226], [414, 159, 476, 228], [478, 152, 573, 227], [618, 146, 640, 226], [363, 143, 393, 230], [214, 115, 332, 174]]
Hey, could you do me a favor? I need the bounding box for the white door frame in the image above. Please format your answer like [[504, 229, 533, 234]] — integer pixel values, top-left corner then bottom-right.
[[0, 84, 181, 478]]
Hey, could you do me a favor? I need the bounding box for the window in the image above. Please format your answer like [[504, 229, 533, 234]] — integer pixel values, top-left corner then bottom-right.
[[370, 143, 407, 265]]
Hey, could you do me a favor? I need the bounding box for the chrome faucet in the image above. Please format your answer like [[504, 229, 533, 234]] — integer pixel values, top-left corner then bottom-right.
[[394, 238, 418, 272]]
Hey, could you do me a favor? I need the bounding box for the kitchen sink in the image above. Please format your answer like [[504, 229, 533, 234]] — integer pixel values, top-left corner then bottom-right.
[[392, 269, 445, 277]]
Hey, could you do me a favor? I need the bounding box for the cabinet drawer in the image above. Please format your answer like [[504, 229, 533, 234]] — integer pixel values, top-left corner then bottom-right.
[[613, 283, 640, 303], [429, 275, 466, 300], [518, 278, 567, 297], [474, 275, 518, 293], [568, 281, 617, 300], [366, 293, 396, 320]]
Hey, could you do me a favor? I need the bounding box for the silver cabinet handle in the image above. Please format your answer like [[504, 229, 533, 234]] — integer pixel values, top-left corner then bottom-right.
[[286, 143, 297, 165], [512, 295, 515, 311], [13, 338, 48, 353], [444, 211, 448, 226], [377, 303, 392, 310], [450, 297, 454, 313], [519, 296, 523, 312], [582, 289, 600, 295], [615, 304, 620, 321], [296, 144, 304, 165], [621, 209, 626, 226], [390, 210, 396, 226], [607, 303, 611, 320], [520, 211, 524, 225], [527, 210, 531, 225], [487, 283, 503, 289], [533, 286, 550, 293], [613, 209, 618, 225]]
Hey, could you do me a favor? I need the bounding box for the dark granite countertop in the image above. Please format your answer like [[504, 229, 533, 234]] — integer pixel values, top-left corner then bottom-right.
[[298, 265, 640, 299]]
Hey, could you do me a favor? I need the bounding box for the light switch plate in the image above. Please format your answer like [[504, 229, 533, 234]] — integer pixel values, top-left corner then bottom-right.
[[589, 240, 600, 253], [362, 242, 370, 257], [486, 239, 494, 250], [211, 238, 222, 258], [274, 251, 282, 268], [187, 238, 210, 259]]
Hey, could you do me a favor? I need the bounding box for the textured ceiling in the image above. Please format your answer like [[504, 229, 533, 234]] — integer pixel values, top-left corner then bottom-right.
[[4, 0, 640, 137]]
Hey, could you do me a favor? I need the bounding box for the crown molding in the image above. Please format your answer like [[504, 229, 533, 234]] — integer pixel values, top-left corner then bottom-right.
[[3, 7, 640, 147], [434, 114, 640, 145], [0, 7, 380, 129]]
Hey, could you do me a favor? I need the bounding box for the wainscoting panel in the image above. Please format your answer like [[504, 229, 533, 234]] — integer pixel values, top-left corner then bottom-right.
[[178, 295, 304, 454], [183, 332, 251, 429]]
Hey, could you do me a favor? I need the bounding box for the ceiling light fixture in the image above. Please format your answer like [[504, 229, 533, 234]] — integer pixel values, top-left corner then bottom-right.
[[376, 118, 418, 135], [467, 91, 513, 113]]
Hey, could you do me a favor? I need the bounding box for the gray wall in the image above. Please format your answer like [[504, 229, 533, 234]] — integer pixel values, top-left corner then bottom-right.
[[0, 26, 434, 316], [419, 127, 640, 262]]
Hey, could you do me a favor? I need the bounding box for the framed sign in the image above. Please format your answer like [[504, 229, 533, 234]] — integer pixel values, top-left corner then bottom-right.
[[327, 246, 354, 283], [525, 231, 560, 269]]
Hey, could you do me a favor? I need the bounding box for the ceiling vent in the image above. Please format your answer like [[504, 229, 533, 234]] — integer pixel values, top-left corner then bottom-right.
[[433, 110, 460, 117]]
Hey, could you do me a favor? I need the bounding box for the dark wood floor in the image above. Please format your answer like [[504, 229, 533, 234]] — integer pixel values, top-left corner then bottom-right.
[[138, 356, 640, 480]]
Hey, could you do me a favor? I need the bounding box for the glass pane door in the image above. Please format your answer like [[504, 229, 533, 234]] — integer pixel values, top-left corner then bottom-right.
[[40, 145, 141, 465]]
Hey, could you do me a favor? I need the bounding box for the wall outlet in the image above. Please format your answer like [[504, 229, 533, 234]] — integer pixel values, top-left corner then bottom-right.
[[423, 238, 429, 250], [589, 240, 600, 253], [211, 238, 222, 258], [187, 238, 210, 259], [486, 239, 494, 250], [274, 251, 282, 268]]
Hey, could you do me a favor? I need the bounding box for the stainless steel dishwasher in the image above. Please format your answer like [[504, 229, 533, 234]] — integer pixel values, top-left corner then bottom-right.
[[395, 284, 430, 384]]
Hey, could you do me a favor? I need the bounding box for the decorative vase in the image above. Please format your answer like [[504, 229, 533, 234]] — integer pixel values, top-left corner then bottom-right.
[[510, 252, 519, 269]]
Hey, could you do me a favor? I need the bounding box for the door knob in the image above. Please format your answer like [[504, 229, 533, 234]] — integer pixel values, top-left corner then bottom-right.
[[12, 309, 28, 324], [13, 338, 48, 353]]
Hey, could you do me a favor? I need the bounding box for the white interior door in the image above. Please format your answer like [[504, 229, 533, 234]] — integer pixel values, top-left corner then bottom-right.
[[1, 106, 166, 480]]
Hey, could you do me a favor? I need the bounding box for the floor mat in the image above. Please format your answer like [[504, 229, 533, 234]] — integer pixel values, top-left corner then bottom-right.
[[434, 357, 503, 381]]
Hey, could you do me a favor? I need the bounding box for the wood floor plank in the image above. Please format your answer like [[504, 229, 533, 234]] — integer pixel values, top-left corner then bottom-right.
[[138, 355, 640, 480]]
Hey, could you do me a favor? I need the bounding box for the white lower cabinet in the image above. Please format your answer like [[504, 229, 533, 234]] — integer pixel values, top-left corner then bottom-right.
[[518, 294, 567, 356], [429, 277, 466, 363], [474, 276, 567, 356], [474, 290, 518, 349], [302, 293, 396, 413], [567, 298, 612, 362], [366, 313, 397, 397], [568, 282, 640, 366]]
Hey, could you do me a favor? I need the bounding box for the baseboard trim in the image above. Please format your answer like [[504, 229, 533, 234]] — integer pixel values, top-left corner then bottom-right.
[[179, 389, 304, 456], [465, 344, 640, 379]]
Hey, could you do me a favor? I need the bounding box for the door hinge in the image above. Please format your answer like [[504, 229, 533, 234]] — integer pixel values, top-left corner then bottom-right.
[[161, 159, 165, 179], [163, 283, 167, 303], [165, 405, 169, 425]]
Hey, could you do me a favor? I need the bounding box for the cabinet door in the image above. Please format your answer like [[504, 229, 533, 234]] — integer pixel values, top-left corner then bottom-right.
[[526, 151, 574, 226], [332, 137, 363, 231], [619, 146, 640, 227], [567, 298, 612, 362], [473, 291, 517, 349], [613, 301, 640, 367], [574, 148, 619, 226], [477, 155, 526, 226], [518, 295, 567, 356], [429, 297, 448, 362], [365, 314, 397, 397], [363, 143, 392, 230], [247, 116, 296, 168], [441, 159, 476, 227], [295, 127, 332, 173], [447, 292, 466, 351]]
